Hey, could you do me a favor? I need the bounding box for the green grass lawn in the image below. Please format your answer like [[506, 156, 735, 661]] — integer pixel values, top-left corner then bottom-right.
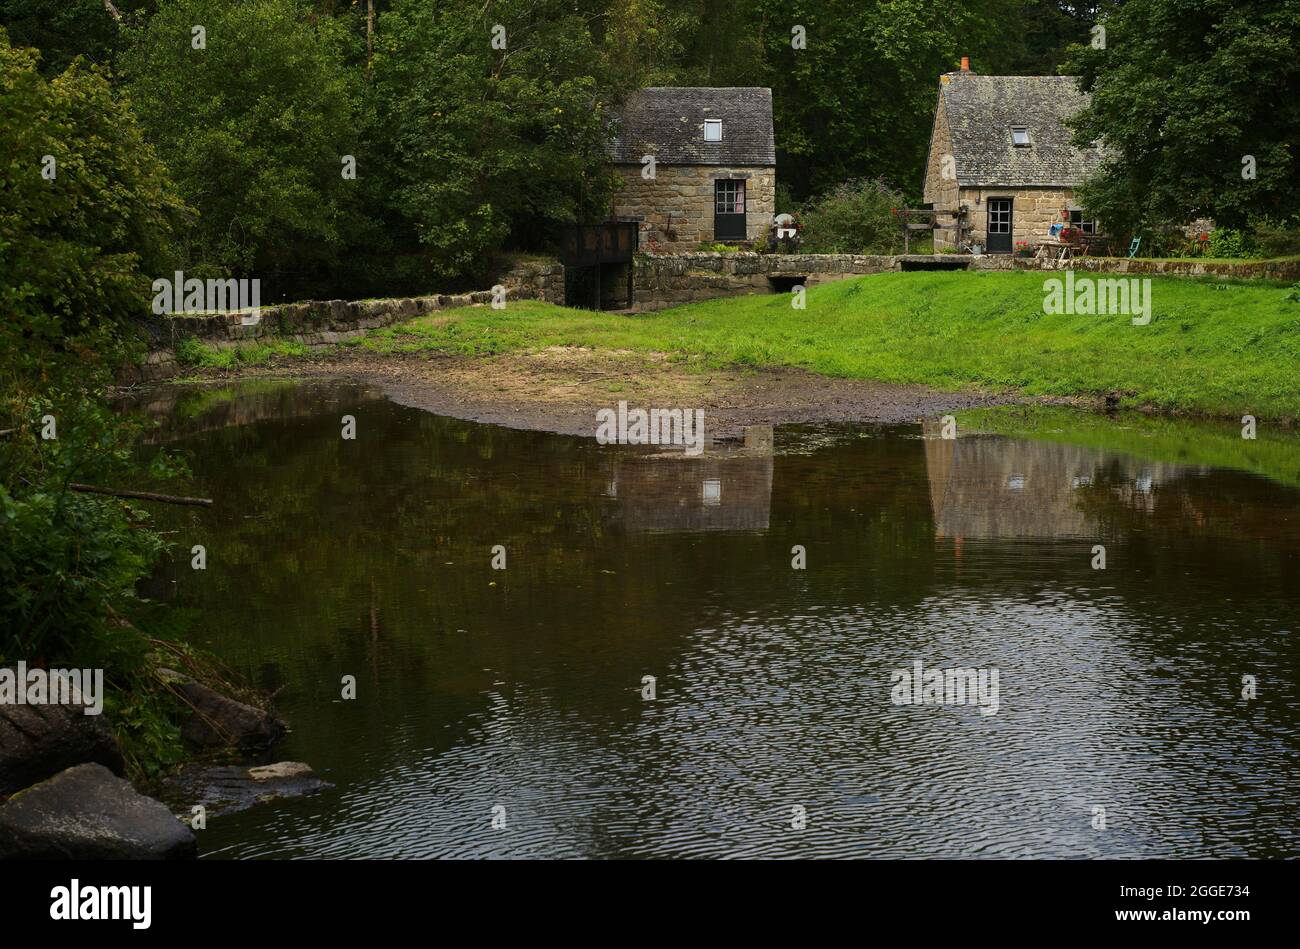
[[358, 270, 1300, 420]]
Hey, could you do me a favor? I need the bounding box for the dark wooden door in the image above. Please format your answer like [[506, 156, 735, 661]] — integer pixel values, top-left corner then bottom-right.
[[714, 180, 747, 241], [986, 197, 1013, 253]]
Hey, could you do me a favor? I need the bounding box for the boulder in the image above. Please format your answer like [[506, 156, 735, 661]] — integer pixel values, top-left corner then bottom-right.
[[0, 701, 124, 797], [172, 678, 285, 752], [0, 763, 196, 859]]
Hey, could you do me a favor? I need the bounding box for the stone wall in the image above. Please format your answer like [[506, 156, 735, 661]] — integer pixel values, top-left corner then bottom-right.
[[1007, 255, 1300, 281], [126, 261, 564, 383], [631, 252, 896, 310], [612, 163, 776, 251], [629, 250, 1300, 311], [922, 103, 962, 249], [498, 258, 566, 304], [960, 186, 1077, 251]]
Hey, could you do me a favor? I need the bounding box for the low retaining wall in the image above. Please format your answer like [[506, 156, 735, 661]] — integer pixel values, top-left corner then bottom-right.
[[628, 251, 1299, 311], [632, 253, 897, 310], [126, 261, 564, 383], [1005, 255, 1300, 281]]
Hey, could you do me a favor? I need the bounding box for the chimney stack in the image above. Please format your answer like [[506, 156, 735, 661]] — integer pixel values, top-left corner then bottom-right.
[[960, 56, 970, 72]]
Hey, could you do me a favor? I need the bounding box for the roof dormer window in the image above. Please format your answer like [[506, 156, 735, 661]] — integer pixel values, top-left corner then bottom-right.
[[704, 119, 722, 142], [1011, 126, 1030, 147]]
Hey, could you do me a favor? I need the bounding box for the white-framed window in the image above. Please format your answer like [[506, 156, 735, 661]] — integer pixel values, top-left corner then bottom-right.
[[1011, 126, 1030, 146], [704, 119, 723, 142], [1069, 209, 1098, 235], [715, 179, 745, 214]]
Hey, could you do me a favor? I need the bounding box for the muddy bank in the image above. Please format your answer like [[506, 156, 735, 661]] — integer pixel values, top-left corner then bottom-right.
[[173, 347, 1023, 438]]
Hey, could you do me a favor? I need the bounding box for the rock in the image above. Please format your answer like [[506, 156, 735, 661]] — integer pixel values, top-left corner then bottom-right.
[[173, 678, 285, 752], [162, 761, 330, 817], [248, 761, 313, 781], [0, 701, 124, 797], [0, 763, 196, 860]]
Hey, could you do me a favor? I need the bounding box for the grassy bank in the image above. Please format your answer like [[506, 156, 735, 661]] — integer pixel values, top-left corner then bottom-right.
[[180, 270, 1300, 420]]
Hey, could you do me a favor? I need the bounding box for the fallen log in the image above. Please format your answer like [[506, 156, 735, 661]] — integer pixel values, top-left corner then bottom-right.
[[69, 484, 213, 507]]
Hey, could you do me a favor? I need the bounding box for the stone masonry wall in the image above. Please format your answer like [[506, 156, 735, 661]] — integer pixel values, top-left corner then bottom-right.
[[612, 163, 776, 251], [126, 261, 564, 383], [929, 186, 1081, 252], [951, 186, 1078, 251], [922, 102, 962, 249], [631, 251, 1300, 312], [631, 253, 896, 311]]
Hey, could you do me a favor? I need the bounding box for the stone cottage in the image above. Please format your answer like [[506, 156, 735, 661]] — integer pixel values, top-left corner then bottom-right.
[[922, 60, 1105, 253], [608, 87, 776, 251]]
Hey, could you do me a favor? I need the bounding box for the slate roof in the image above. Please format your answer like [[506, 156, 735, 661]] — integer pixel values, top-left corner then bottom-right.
[[935, 74, 1104, 187], [608, 87, 775, 166]]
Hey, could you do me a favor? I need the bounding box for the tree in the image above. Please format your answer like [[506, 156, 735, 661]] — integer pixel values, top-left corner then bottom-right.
[[0, 28, 195, 774], [1065, 0, 1300, 233], [120, 0, 364, 299], [0, 0, 154, 76], [0, 29, 183, 380], [746, 0, 1023, 202], [367, 0, 617, 283]]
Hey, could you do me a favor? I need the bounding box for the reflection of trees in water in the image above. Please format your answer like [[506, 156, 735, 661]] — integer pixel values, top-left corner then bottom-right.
[[123, 380, 386, 444]]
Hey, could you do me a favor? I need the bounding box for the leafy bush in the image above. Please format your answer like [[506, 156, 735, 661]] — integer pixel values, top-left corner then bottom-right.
[[0, 391, 192, 778], [1205, 228, 1257, 260], [798, 178, 906, 255], [0, 27, 217, 778], [1250, 216, 1300, 258]]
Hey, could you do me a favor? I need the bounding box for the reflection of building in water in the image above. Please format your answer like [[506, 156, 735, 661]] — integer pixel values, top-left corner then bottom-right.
[[923, 427, 1187, 539], [606, 426, 774, 532]]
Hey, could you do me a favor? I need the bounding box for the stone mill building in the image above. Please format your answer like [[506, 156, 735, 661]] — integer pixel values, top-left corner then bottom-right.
[[922, 60, 1105, 253], [608, 87, 776, 251]]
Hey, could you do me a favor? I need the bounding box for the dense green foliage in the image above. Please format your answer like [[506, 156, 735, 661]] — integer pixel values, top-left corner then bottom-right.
[[2, 0, 1135, 297], [120, 0, 362, 295], [352, 273, 1300, 419], [0, 34, 182, 377], [368, 0, 617, 284], [798, 179, 908, 254], [0, 28, 191, 775], [0, 0, 154, 75], [1067, 0, 1300, 235], [8, 0, 1292, 292]]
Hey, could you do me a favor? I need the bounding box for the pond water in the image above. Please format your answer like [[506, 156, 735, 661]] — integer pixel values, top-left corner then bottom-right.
[[139, 381, 1300, 859]]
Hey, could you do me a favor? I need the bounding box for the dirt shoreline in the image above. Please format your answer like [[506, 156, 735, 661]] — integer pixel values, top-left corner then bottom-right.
[[174, 346, 1032, 437]]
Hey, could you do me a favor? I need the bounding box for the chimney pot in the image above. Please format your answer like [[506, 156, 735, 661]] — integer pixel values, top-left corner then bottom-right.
[[961, 56, 970, 72]]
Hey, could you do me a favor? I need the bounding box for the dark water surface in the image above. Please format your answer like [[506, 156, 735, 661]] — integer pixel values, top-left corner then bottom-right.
[[141, 381, 1300, 859]]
